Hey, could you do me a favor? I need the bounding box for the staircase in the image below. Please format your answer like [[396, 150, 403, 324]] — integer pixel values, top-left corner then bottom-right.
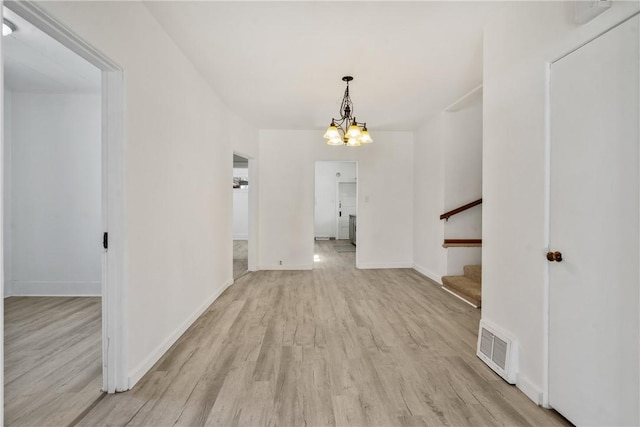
[[442, 265, 481, 308]]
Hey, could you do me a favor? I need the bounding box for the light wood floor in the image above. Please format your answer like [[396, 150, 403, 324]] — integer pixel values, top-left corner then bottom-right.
[[9, 242, 569, 426], [4, 296, 103, 426], [233, 240, 249, 279]]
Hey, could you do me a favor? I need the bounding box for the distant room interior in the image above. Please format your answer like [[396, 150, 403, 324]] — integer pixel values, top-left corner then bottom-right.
[[3, 6, 104, 425]]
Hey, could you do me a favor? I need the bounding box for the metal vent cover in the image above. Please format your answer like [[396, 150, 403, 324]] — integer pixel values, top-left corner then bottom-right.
[[492, 336, 508, 369], [480, 328, 494, 357], [477, 321, 517, 384]]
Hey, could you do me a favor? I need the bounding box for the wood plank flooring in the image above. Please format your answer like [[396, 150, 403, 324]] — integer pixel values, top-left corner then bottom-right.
[[4, 296, 103, 426], [233, 240, 249, 279], [7, 242, 569, 426]]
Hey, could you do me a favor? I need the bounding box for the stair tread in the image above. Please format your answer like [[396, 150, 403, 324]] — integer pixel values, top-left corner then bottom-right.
[[441, 275, 481, 307]]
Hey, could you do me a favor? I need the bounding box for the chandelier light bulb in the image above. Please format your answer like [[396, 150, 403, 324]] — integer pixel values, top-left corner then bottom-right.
[[327, 137, 343, 146], [347, 137, 361, 147], [346, 123, 362, 139], [360, 124, 373, 144], [323, 122, 340, 140]]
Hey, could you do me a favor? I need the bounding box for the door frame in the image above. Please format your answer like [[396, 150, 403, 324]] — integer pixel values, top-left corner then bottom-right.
[[3, 0, 128, 393], [543, 11, 640, 409], [232, 152, 257, 273]]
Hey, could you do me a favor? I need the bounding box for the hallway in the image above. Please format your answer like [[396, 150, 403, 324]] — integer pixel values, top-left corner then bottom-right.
[[66, 242, 564, 426]]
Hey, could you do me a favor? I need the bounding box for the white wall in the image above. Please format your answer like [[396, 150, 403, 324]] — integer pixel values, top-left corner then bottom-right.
[[232, 189, 248, 239], [314, 161, 357, 239], [4, 92, 101, 296], [36, 1, 258, 388], [443, 97, 483, 275], [443, 99, 482, 239], [413, 94, 483, 280], [259, 130, 413, 270], [483, 0, 640, 405], [232, 167, 248, 240], [412, 114, 446, 283]]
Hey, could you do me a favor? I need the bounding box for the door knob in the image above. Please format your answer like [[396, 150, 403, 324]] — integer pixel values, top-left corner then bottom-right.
[[546, 251, 563, 262]]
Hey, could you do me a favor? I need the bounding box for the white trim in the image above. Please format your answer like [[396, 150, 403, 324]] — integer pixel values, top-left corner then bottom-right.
[[542, 60, 552, 409], [412, 263, 443, 285], [5, 1, 120, 70], [550, 12, 640, 64], [356, 262, 413, 269], [233, 235, 248, 240], [258, 264, 313, 271], [247, 158, 258, 272], [102, 69, 127, 393], [517, 374, 544, 407], [445, 84, 483, 112], [127, 279, 233, 389], [5, 0, 128, 394], [441, 286, 478, 308], [10, 281, 101, 296]]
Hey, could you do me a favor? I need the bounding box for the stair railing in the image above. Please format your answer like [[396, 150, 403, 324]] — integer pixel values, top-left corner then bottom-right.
[[443, 239, 482, 248], [439, 198, 482, 221]]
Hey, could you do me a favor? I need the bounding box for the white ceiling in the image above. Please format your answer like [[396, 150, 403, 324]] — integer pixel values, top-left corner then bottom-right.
[[145, 1, 509, 131], [3, 7, 100, 93]]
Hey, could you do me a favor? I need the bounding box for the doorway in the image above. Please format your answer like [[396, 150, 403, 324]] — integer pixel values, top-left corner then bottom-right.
[[548, 15, 639, 426], [314, 161, 357, 264], [232, 154, 250, 279], [2, 6, 104, 424], [2, 0, 127, 400]]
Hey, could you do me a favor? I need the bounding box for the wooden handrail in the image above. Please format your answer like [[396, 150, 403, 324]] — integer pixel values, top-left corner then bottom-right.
[[443, 239, 482, 248], [440, 198, 482, 221]]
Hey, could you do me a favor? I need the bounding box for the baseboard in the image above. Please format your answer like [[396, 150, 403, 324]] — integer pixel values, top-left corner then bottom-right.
[[356, 262, 413, 269], [412, 263, 443, 285], [10, 281, 101, 296], [258, 264, 313, 271], [441, 286, 478, 308], [127, 278, 234, 389], [517, 374, 544, 406], [233, 235, 248, 240]]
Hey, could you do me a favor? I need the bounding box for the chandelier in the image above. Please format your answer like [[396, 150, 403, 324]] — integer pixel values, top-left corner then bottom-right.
[[323, 76, 373, 147]]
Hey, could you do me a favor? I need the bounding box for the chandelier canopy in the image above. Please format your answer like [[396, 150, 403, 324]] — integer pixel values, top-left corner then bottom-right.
[[323, 76, 373, 147]]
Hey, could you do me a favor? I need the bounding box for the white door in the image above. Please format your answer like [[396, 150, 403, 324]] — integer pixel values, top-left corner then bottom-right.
[[337, 182, 357, 240], [549, 16, 639, 426]]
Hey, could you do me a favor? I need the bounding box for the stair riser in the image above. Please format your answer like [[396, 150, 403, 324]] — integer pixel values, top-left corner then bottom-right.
[[463, 265, 482, 283]]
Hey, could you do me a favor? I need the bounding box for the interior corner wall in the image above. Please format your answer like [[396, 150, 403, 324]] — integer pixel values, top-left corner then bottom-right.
[[412, 114, 446, 283], [482, 0, 640, 404], [37, 1, 259, 389], [259, 130, 413, 270], [4, 92, 101, 296]]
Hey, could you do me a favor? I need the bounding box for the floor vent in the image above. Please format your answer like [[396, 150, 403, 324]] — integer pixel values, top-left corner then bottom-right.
[[477, 320, 517, 384]]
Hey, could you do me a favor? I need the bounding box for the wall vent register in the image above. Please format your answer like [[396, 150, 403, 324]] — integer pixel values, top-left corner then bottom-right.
[[477, 320, 518, 384]]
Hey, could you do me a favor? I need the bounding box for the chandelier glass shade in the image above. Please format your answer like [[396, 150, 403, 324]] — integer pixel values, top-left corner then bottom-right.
[[323, 76, 373, 147]]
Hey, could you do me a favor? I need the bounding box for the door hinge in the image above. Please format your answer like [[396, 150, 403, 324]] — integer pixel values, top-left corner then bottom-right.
[[103, 232, 108, 250]]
